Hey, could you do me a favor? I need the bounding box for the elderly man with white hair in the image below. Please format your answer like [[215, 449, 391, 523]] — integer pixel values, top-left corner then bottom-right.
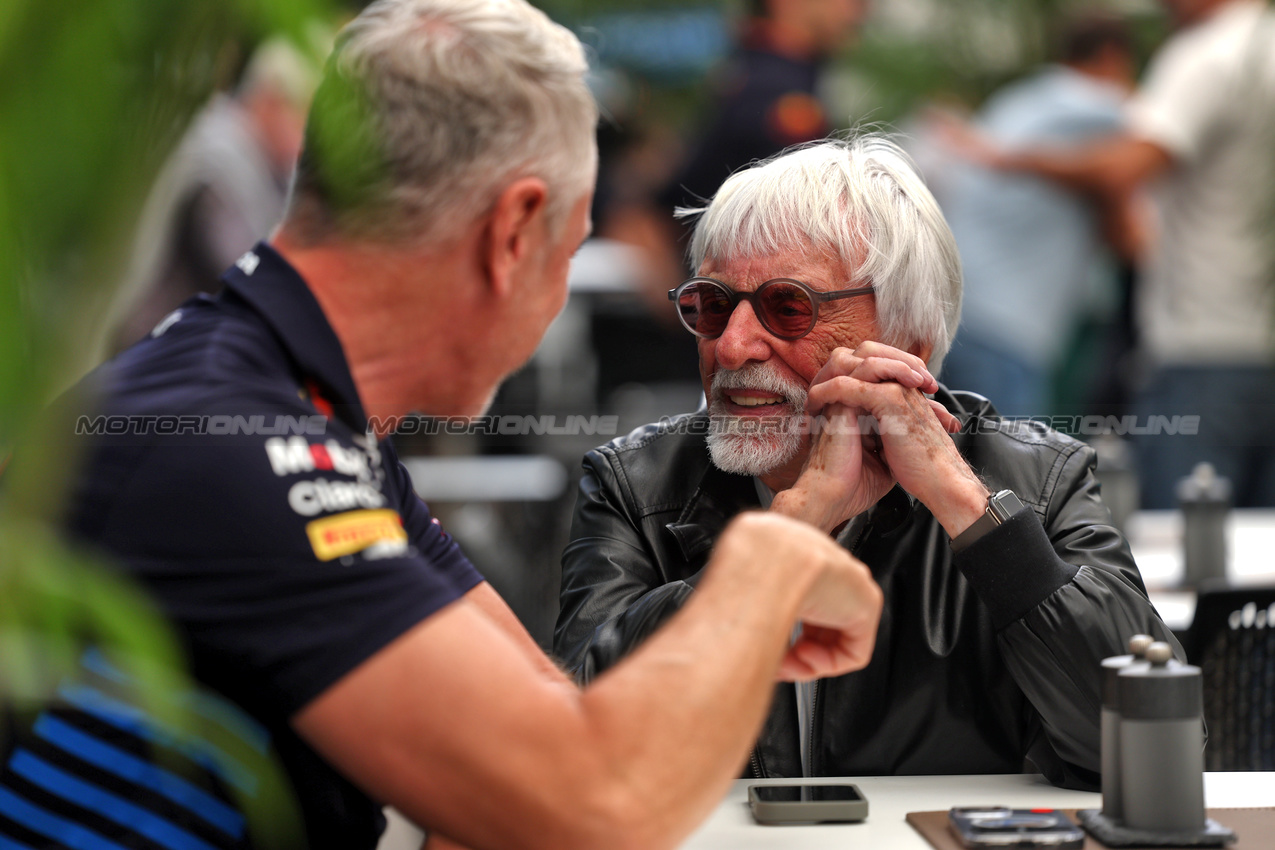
[[555, 135, 1180, 790]]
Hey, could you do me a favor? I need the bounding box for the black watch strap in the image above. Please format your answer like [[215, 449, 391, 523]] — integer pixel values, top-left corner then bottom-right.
[[950, 489, 1025, 553]]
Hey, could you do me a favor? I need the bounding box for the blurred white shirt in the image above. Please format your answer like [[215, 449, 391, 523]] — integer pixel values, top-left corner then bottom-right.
[[1126, 0, 1275, 366]]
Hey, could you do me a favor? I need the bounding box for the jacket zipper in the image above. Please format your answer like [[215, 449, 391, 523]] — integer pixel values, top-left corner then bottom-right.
[[845, 518, 871, 554], [750, 747, 763, 779], [807, 680, 820, 776], [807, 518, 867, 775]]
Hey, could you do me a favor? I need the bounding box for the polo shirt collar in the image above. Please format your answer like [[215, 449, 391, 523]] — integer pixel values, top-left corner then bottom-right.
[[221, 241, 367, 430]]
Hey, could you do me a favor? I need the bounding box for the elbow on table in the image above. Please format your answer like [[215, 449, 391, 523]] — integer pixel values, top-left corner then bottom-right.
[[539, 772, 684, 850]]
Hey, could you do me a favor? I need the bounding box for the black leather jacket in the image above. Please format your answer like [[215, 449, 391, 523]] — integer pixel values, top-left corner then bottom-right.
[[554, 389, 1180, 789]]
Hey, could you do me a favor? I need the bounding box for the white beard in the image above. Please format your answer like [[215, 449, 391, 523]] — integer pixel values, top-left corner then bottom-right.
[[706, 363, 808, 477]]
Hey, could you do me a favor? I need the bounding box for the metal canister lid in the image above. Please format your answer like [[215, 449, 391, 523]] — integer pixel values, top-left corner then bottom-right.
[[1176, 462, 1232, 506], [1117, 642, 1202, 720], [1100, 635, 1155, 709]]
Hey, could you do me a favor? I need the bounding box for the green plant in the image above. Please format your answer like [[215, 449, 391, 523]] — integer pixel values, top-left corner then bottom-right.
[[0, 0, 331, 838]]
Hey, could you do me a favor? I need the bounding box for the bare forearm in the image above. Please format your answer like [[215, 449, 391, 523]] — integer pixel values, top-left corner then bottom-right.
[[296, 516, 878, 850], [575, 539, 815, 842], [1000, 148, 1107, 192], [912, 461, 990, 540], [998, 136, 1173, 198], [1099, 190, 1150, 262], [468, 582, 570, 682], [575, 512, 880, 844], [299, 600, 779, 850], [770, 477, 849, 533]]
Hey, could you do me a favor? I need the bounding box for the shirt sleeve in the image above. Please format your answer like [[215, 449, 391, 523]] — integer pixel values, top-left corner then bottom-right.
[[1125, 30, 1236, 162], [386, 447, 485, 596]]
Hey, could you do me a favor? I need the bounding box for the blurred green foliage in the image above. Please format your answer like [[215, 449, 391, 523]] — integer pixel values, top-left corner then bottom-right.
[[0, 0, 331, 839]]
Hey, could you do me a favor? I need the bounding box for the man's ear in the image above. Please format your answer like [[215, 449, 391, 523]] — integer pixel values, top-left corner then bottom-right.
[[909, 341, 935, 369], [482, 177, 549, 299]]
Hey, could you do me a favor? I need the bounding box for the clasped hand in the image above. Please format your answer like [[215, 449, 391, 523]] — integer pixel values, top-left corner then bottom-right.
[[781, 341, 983, 534]]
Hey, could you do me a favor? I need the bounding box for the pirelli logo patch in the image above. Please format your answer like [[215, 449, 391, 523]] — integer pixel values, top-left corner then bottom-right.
[[306, 509, 407, 561]]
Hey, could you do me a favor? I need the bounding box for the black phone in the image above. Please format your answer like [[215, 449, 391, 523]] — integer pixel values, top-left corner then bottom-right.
[[747, 782, 868, 824], [948, 807, 1084, 848]]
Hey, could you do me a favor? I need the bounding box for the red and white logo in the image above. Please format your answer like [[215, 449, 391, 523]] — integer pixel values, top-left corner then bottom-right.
[[264, 436, 379, 482]]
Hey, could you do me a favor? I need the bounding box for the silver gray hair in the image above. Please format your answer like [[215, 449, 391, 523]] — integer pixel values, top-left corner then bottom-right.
[[683, 135, 962, 372], [284, 0, 597, 246]]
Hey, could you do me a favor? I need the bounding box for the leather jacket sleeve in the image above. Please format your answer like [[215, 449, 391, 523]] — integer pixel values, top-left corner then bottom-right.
[[554, 446, 706, 683], [953, 434, 1181, 787]]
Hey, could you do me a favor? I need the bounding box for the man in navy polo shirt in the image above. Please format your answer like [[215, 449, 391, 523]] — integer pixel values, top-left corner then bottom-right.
[[20, 1, 886, 848]]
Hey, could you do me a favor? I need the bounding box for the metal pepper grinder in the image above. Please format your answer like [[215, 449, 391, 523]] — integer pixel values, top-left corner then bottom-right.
[[1101, 634, 1154, 822], [1176, 462, 1231, 587], [1118, 642, 1205, 833]]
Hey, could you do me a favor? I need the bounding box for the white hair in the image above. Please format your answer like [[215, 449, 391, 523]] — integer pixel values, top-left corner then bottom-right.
[[683, 135, 962, 372], [285, 0, 597, 246]]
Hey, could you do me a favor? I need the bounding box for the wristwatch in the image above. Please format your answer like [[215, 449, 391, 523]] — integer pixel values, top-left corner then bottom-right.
[[949, 489, 1024, 553]]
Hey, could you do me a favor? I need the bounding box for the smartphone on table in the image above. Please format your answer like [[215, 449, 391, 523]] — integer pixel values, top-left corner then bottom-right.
[[948, 806, 1084, 848], [747, 782, 868, 824]]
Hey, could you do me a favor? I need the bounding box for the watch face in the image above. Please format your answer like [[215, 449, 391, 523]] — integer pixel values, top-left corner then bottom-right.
[[990, 490, 1023, 521]]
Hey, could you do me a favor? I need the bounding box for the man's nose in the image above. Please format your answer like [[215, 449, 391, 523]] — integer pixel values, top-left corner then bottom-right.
[[711, 300, 775, 370]]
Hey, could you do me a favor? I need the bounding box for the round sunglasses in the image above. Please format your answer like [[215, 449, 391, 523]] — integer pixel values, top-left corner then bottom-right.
[[667, 276, 875, 341]]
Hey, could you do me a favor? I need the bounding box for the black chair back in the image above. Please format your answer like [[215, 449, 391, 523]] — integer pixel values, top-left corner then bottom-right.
[[1188, 584, 1275, 771]]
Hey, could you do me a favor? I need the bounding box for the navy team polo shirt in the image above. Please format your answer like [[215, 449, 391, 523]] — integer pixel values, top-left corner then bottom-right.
[[59, 242, 485, 848]]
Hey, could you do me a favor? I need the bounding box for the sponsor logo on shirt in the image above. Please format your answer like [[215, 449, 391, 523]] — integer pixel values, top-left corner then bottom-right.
[[236, 251, 261, 275], [150, 310, 183, 338], [264, 436, 379, 482], [306, 509, 407, 561], [288, 477, 386, 516]]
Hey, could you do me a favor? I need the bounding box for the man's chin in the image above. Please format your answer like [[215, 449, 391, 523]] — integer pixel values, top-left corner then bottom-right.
[[706, 431, 801, 477]]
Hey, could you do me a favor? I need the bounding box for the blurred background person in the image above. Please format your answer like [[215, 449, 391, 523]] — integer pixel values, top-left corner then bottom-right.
[[103, 35, 323, 353], [928, 12, 1141, 419], [658, 0, 872, 231], [956, 0, 1275, 507]]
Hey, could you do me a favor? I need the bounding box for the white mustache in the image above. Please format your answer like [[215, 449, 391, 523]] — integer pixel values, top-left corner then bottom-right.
[[710, 363, 808, 408]]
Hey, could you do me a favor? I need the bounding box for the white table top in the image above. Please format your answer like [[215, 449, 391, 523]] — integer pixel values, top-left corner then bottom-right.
[[1128, 509, 1275, 589], [1128, 508, 1275, 631], [678, 772, 1275, 848]]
